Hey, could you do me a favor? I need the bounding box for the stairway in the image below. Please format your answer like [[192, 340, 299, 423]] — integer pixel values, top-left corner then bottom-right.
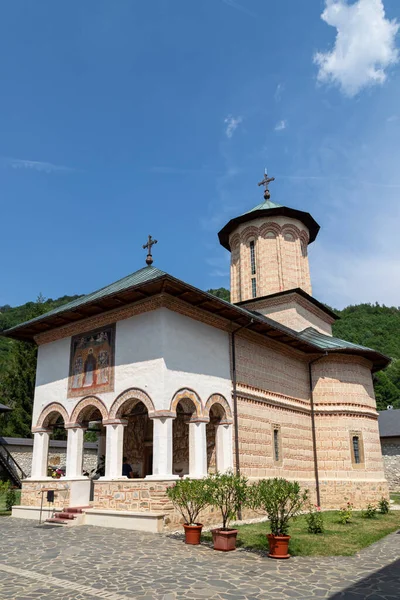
[[0, 438, 27, 487], [45, 506, 90, 526]]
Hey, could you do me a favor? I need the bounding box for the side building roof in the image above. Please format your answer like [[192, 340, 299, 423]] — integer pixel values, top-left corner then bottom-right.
[[378, 409, 400, 438], [1, 265, 390, 372]]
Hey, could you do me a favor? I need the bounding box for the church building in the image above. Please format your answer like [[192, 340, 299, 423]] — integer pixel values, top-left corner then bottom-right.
[[5, 174, 389, 531]]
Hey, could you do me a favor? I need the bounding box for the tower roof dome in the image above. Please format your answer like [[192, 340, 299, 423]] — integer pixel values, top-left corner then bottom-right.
[[218, 197, 320, 251]]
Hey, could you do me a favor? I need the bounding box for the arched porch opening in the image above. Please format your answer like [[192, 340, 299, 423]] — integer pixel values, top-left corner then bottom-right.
[[33, 403, 69, 479], [172, 398, 202, 477], [69, 397, 108, 478], [121, 399, 153, 478], [205, 395, 233, 474]]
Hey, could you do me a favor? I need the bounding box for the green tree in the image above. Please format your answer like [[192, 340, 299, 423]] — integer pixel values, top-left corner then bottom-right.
[[0, 296, 47, 437], [207, 287, 230, 302]]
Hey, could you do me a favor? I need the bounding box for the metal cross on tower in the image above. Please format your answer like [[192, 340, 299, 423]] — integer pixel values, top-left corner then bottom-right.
[[258, 169, 275, 200], [143, 235, 158, 266]]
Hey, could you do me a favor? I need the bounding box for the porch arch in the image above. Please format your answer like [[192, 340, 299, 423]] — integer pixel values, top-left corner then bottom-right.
[[69, 396, 108, 424], [109, 388, 155, 419], [170, 388, 203, 418], [204, 393, 233, 423], [36, 402, 69, 429]]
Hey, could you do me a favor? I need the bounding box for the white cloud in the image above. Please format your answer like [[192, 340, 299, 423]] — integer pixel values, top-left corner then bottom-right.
[[224, 115, 243, 139], [2, 157, 73, 173], [274, 83, 284, 102], [314, 0, 399, 96], [274, 119, 287, 131]]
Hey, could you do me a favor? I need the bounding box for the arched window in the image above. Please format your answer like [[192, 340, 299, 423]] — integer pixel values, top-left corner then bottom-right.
[[249, 240, 256, 275], [251, 278, 257, 298], [352, 436, 360, 463], [350, 431, 364, 466]]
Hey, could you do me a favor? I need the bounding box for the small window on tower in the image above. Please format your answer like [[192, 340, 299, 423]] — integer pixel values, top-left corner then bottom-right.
[[350, 431, 364, 467], [273, 429, 280, 462], [251, 278, 257, 298], [250, 240, 256, 275], [353, 436, 360, 463]]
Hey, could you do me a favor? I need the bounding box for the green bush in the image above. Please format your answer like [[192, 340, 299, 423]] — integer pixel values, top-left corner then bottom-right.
[[166, 478, 209, 525], [305, 505, 324, 534], [379, 497, 390, 514], [250, 478, 309, 536], [206, 471, 248, 530], [363, 503, 377, 519], [5, 488, 16, 511], [338, 502, 353, 524]]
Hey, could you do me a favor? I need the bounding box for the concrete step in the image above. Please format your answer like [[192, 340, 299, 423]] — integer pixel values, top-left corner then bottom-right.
[[64, 506, 91, 514], [45, 517, 70, 525], [57, 512, 76, 520]]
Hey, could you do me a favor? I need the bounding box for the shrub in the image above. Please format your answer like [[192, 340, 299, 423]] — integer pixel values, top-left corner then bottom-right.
[[206, 471, 248, 530], [5, 488, 17, 511], [363, 504, 377, 519], [378, 497, 390, 514], [338, 502, 353, 525], [250, 478, 309, 536], [166, 478, 209, 526], [305, 505, 324, 534]]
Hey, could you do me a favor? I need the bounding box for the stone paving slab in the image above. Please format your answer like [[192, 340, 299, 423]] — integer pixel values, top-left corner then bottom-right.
[[0, 518, 399, 599]]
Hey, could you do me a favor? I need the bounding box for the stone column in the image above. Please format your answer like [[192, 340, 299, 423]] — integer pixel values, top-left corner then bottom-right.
[[65, 424, 87, 479], [216, 422, 234, 473], [146, 412, 178, 480], [102, 419, 128, 479], [30, 428, 51, 480], [188, 419, 208, 478]]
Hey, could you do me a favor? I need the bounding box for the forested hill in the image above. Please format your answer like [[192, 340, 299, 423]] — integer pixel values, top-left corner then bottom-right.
[[0, 290, 399, 438]]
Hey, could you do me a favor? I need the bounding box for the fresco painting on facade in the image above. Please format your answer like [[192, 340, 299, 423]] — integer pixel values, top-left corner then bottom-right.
[[68, 324, 115, 398]]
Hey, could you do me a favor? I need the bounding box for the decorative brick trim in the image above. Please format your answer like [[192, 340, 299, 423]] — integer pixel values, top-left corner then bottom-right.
[[259, 222, 281, 238], [237, 389, 310, 416], [36, 403, 70, 428], [109, 388, 155, 419], [230, 233, 241, 250], [34, 296, 163, 346], [204, 393, 233, 421], [242, 293, 336, 326], [170, 388, 203, 417], [69, 396, 108, 424], [241, 226, 260, 245]]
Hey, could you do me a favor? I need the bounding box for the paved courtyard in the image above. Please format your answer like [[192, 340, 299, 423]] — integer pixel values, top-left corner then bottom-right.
[[0, 518, 399, 600]]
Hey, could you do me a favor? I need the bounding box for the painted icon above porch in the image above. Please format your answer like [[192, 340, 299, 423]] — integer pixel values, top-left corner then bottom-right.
[[68, 324, 115, 398]]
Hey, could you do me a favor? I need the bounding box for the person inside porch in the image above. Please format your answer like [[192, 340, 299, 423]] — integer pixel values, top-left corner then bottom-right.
[[122, 457, 133, 478]]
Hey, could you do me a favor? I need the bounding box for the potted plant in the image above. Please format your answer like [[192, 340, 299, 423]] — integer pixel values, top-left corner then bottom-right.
[[166, 478, 209, 545], [251, 478, 309, 559], [207, 471, 248, 552]]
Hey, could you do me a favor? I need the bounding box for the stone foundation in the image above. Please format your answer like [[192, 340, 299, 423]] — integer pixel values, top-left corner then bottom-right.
[[381, 438, 400, 492], [20, 480, 71, 509], [319, 479, 389, 508]]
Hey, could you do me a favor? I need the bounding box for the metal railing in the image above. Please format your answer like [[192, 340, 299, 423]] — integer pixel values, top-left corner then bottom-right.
[[0, 438, 27, 488]]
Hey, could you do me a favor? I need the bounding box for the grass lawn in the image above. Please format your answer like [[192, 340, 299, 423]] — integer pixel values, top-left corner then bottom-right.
[[391, 493, 400, 504], [202, 510, 400, 556]]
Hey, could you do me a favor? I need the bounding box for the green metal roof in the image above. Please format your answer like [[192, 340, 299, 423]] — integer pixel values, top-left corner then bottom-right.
[[4, 266, 166, 334], [297, 327, 379, 354], [244, 199, 283, 214]]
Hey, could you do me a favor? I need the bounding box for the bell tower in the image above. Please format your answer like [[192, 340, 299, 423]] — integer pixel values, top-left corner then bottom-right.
[[218, 173, 336, 336]]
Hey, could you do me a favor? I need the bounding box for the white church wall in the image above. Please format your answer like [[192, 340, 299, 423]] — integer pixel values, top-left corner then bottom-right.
[[160, 308, 231, 410], [32, 306, 231, 426]]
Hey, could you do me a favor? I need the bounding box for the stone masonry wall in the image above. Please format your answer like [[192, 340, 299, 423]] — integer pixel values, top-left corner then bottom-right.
[[5, 442, 97, 478], [381, 437, 400, 492], [20, 480, 71, 509]]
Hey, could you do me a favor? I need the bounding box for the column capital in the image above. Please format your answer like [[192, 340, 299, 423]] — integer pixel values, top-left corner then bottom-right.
[[187, 417, 209, 424], [102, 419, 128, 426], [64, 422, 87, 430], [148, 410, 176, 420], [32, 427, 52, 434], [218, 419, 234, 426]]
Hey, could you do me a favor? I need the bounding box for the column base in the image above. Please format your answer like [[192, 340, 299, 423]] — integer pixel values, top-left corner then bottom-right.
[[145, 474, 180, 481]]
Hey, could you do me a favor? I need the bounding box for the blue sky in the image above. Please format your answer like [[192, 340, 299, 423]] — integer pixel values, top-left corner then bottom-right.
[[1, 0, 400, 310]]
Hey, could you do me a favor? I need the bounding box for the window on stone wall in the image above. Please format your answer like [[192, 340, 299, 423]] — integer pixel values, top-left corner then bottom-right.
[[250, 240, 256, 275], [251, 277, 257, 298], [272, 424, 282, 465], [350, 431, 365, 467]]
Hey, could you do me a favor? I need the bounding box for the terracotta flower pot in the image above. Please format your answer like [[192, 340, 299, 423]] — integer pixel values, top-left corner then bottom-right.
[[183, 523, 203, 545], [267, 533, 291, 559], [211, 528, 238, 552]]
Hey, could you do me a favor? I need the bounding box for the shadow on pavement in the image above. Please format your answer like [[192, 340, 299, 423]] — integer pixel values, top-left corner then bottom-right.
[[329, 558, 400, 599]]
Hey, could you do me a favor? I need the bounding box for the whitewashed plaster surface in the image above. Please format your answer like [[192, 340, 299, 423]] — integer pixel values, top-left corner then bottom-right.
[[33, 307, 231, 425]]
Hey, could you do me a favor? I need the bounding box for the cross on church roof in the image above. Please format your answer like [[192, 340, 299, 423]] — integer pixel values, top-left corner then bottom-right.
[[143, 235, 158, 266], [258, 168, 275, 200]]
